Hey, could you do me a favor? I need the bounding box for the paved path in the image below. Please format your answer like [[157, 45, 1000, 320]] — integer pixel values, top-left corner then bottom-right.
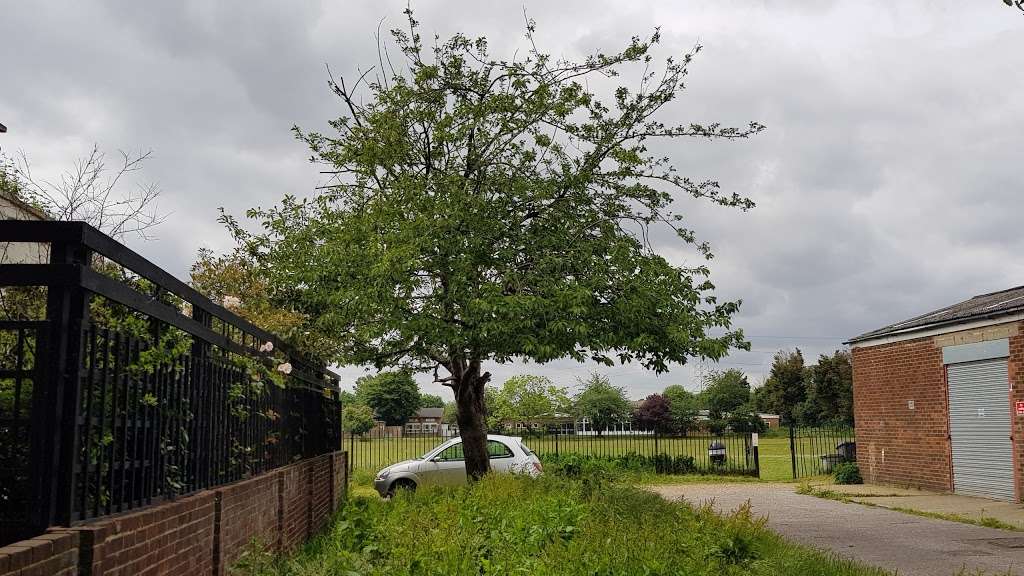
[[650, 483, 1024, 576]]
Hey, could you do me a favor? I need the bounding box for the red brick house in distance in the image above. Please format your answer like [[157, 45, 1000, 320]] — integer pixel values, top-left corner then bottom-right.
[[848, 286, 1024, 501]]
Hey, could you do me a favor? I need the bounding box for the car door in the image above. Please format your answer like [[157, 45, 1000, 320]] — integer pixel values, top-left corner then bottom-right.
[[427, 441, 469, 486], [486, 439, 516, 473]]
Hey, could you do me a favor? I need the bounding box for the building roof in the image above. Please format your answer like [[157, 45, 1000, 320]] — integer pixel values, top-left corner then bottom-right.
[[413, 407, 444, 419], [848, 285, 1024, 344]]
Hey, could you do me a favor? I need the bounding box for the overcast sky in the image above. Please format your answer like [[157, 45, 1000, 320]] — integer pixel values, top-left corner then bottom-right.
[[2, 1, 1022, 400]]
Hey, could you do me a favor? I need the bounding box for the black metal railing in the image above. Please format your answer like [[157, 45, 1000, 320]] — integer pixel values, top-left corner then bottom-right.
[[344, 428, 758, 477], [0, 221, 341, 545], [789, 424, 856, 479], [0, 320, 41, 544]]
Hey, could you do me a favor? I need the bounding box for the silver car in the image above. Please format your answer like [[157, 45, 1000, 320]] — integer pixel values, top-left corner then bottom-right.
[[373, 434, 542, 497]]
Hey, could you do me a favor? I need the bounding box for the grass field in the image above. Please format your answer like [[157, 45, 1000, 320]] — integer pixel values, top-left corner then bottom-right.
[[343, 433, 845, 482]]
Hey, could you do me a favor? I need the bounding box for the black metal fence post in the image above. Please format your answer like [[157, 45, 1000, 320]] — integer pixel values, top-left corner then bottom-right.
[[349, 432, 355, 474], [752, 433, 760, 478], [31, 235, 92, 529], [789, 423, 798, 479]]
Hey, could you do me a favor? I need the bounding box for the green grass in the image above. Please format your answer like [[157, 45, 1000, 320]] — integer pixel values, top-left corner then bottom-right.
[[343, 434, 826, 482], [233, 474, 891, 576]]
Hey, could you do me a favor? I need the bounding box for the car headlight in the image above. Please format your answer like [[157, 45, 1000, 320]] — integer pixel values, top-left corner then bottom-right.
[[375, 469, 391, 481]]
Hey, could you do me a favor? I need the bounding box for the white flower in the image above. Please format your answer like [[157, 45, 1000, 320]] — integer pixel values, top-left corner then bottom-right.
[[259, 341, 274, 353], [221, 295, 242, 310], [276, 362, 293, 375]]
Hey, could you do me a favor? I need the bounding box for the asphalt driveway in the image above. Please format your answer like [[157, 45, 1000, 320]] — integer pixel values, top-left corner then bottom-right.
[[650, 483, 1024, 576]]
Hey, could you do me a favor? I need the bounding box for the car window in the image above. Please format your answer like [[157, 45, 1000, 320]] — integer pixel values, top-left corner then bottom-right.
[[435, 442, 465, 462], [518, 441, 534, 456], [487, 440, 514, 459]]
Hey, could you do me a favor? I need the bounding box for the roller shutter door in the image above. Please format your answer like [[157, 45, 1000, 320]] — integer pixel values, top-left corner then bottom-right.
[[948, 359, 1014, 501]]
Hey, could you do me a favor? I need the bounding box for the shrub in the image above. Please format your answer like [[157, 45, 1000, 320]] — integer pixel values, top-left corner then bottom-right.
[[834, 462, 863, 485], [540, 452, 698, 478]]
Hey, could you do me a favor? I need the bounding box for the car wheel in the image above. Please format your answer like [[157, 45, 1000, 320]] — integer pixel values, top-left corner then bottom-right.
[[386, 478, 416, 499]]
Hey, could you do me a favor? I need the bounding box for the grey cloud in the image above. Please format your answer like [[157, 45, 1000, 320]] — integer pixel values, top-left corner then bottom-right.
[[2, 0, 1021, 399]]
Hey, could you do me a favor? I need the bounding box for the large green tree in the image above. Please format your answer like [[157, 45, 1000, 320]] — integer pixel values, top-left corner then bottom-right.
[[803, 350, 854, 426], [354, 371, 422, 425], [754, 349, 807, 424], [419, 393, 446, 408], [573, 374, 632, 436], [702, 369, 751, 420], [342, 403, 377, 437], [490, 375, 569, 428], [226, 11, 758, 478], [662, 384, 700, 434]]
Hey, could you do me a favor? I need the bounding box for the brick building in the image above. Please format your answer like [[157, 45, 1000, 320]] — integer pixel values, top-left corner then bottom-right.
[[848, 286, 1024, 501], [404, 407, 444, 435]]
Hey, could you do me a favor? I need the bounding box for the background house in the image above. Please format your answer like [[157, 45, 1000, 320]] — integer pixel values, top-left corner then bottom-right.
[[1, 190, 49, 264], [758, 414, 781, 429], [404, 407, 443, 436], [849, 286, 1024, 501]]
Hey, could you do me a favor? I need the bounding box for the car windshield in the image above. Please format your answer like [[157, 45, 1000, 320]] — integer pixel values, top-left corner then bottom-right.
[[519, 441, 534, 456], [422, 441, 457, 460]]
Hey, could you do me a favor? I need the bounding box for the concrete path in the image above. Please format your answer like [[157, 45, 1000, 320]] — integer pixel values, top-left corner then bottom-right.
[[821, 484, 1024, 529], [650, 483, 1024, 576]]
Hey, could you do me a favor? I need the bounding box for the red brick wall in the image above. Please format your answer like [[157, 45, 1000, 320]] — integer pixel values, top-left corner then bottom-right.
[[1010, 332, 1024, 500], [309, 455, 334, 535], [0, 530, 78, 576], [853, 336, 951, 491], [215, 472, 281, 574], [280, 460, 312, 552], [76, 491, 218, 576], [0, 450, 347, 576], [331, 451, 348, 512], [853, 323, 1024, 497]]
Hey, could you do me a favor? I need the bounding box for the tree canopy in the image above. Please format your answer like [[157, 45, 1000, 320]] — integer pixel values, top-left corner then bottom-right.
[[419, 393, 446, 408], [633, 393, 673, 433], [702, 369, 751, 420], [662, 384, 700, 434], [489, 375, 569, 426], [354, 370, 422, 426], [574, 373, 632, 435], [224, 10, 759, 478], [753, 350, 806, 424], [802, 350, 853, 426], [342, 403, 376, 436]]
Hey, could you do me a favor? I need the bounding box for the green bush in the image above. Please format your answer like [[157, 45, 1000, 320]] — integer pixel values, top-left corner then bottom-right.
[[234, 474, 888, 576], [540, 451, 698, 477], [833, 462, 863, 485]]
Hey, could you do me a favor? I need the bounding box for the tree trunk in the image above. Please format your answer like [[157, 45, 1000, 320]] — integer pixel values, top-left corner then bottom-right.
[[453, 362, 491, 481]]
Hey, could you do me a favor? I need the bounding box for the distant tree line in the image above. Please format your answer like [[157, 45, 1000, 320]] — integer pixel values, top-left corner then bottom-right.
[[753, 349, 854, 427], [342, 347, 853, 438]]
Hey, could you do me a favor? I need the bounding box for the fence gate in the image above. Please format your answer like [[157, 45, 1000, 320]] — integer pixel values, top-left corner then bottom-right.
[[789, 424, 856, 479], [0, 321, 44, 545]]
